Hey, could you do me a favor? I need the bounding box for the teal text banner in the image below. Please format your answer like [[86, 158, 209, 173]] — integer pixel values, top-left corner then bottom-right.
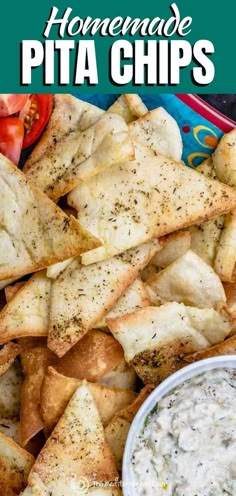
[[0, 0, 235, 92]]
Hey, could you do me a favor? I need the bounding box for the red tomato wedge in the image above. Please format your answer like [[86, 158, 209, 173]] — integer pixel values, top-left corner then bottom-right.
[[20, 94, 53, 149], [0, 94, 28, 117], [0, 117, 24, 165]]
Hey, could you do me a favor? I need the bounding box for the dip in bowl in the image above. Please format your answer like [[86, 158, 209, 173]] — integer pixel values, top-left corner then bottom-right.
[[123, 356, 236, 496]]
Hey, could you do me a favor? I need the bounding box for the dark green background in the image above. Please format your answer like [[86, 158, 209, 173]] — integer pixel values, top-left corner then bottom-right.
[[0, 0, 234, 92]]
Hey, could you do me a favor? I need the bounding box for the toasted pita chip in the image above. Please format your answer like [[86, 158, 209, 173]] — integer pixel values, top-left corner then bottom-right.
[[108, 94, 147, 123], [0, 417, 20, 443], [4, 282, 25, 303], [55, 330, 124, 382], [41, 367, 136, 435], [25, 113, 133, 200], [24, 95, 104, 173], [0, 362, 22, 419], [48, 239, 162, 357], [105, 385, 153, 471], [99, 359, 137, 391], [146, 250, 226, 309], [0, 432, 34, 496], [107, 303, 211, 384], [46, 259, 73, 279], [20, 347, 57, 447], [0, 154, 100, 281], [197, 156, 216, 179], [185, 306, 232, 344], [141, 231, 191, 281], [95, 279, 151, 328], [185, 335, 236, 362], [0, 272, 50, 344], [68, 142, 236, 264], [24, 383, 118, 495], [0, 342, 22, 376], [213, 128, 236, 188], [129, 107, 182, 160], [214, 210, 236, 282]]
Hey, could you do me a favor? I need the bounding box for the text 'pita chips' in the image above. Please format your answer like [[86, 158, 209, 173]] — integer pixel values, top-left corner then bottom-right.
[[55, 329, 124, 383], [24, 384, 118, 495], [68, 142, 236, 265], [25, 113, 134, 200], [0, 271, 50, 345], [141, 231, 191, 281], [129, 107, 183, 161], [0, 432, 34, 496], [108, 94, 147, 123], [20, 346, 57, 447], [24, 94, 104, 173], [95, 279, 151, 328], [105, 385, 153, 471], [107, 303, 212, 384], [41, 367, 136, 435], [146, 249, 226, 309], [0, 153, 100, 281], [48, 239, 162, 357]]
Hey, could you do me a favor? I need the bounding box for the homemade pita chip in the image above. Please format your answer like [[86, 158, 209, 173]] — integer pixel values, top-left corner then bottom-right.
[[213, 128, 236, 188], [0, 154, 100, 281], [20, 346, 57, 447], [24, 95, 104, 173], [24, 384, 118, 495], [48, 239, 162, 357], [0, 272, 50, 344], [99, 360, 137, 391], [185, 306, 232, 344], [107, 303, 211, 384], [129, 107, 183, 161], [0, 362, 22, 419], [41, 368, 136, 435], [214, 210, 236, 282], [55, 330, 124, 382], [95, 279, 151, 328], [185, 335, 236, 362], [68, 142, 236, 264], [141, 231, 191, 281], [108, 94, 147, 123], [146, 249, 226, 309], [25, 113, 133, 200], [0, 342, 22, 376], [0, 432, 34, 496], [105, 386, 153, 471]]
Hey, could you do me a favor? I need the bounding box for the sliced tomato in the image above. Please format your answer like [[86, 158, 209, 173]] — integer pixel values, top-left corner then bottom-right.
[[0, 117, 24, 165], [0, 94, 28, 117], [20, 94, 53, 149]]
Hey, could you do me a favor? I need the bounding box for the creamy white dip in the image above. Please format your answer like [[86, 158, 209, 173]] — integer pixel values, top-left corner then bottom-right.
[[131, 369, 236, 495]]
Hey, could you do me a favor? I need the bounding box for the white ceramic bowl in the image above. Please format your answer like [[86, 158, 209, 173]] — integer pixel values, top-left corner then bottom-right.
[[122, 355, 236, 496]]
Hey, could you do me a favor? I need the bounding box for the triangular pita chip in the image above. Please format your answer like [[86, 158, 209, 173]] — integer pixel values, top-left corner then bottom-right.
[[48, 239, 162, 357], [108, 94, 147, 123], [40, 367, 136, 435], [146, 250, 226, 309], [185, 335, 236, 363], [68, 142, 236, 264], [0, 272, 50, 344], [55, 330, 124, 382], [24, 383, 118, 495], [25, 113, 134, 200], [141, 231, 191, 281], [0, 342, 21, 376], [0, 153, 100, 280], [129, 107, 182, 160], [107, 303, 211, 384], [23, 95, 104, 173], [20, 346, 57, 446], [105, 386, 153, 471], [0, 432, 34, 496], [95, 279, 151, 328]]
